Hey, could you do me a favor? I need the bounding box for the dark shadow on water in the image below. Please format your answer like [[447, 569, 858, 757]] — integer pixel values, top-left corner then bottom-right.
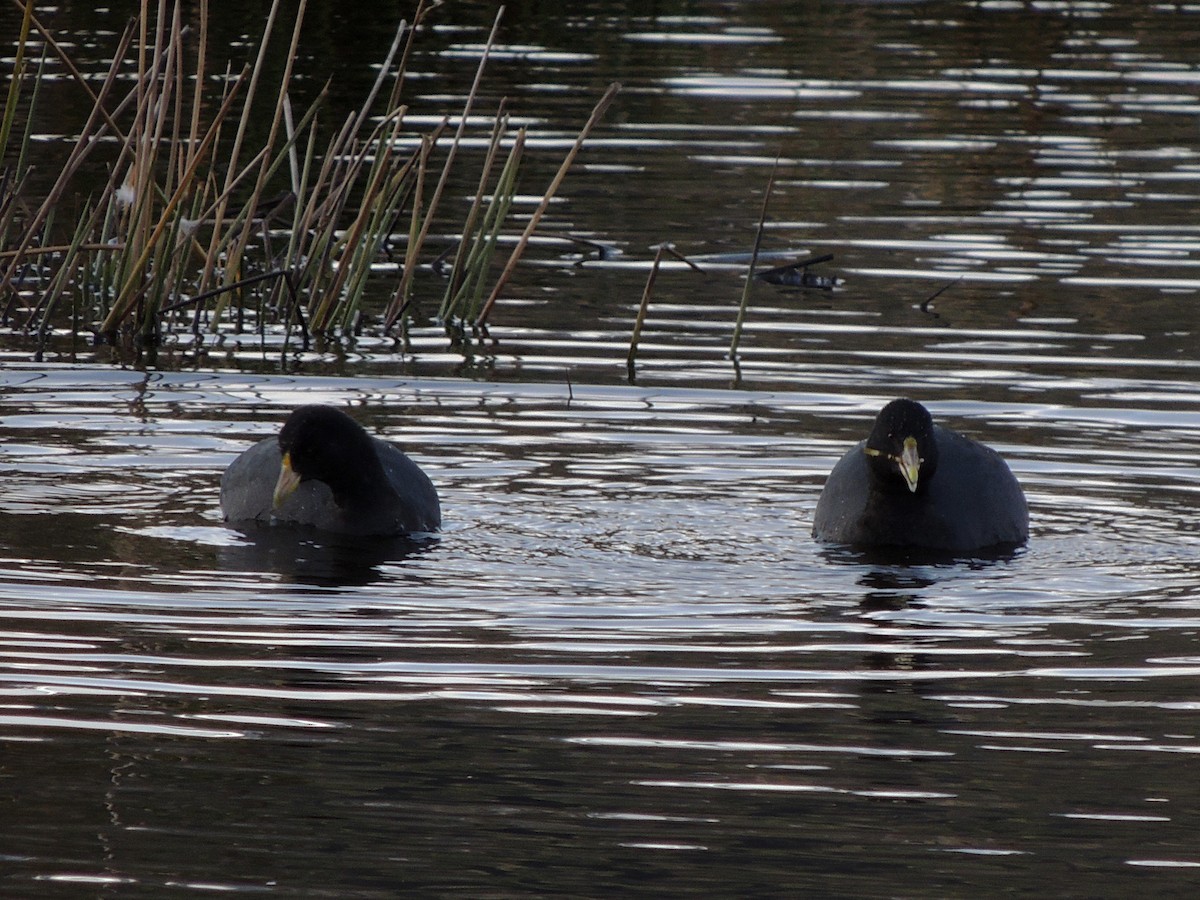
[[818, 541, 1025, 570], [218, 525, 439, 588], [855, 567, 936, 612], [817, 542, 1026, 610]]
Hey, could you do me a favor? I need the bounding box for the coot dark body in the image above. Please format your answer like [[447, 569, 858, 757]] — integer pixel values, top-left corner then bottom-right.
[[220, 405, 440, 536], [813, 399, 1027, 552]]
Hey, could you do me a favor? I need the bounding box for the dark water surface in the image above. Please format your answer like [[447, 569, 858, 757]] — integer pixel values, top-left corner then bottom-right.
[[3, 0, 1200, 896]]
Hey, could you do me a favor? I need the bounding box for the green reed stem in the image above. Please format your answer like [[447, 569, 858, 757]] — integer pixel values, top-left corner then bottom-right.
[[383, 5, 505, 330], [0, 0, 34, 162], [99, 65, 249, 334], [458, 130, 524, 321], [438, 103, 509, 322]]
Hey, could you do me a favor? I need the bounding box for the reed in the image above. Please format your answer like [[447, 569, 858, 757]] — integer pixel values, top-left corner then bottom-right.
[[437, 121, 525, 323], [474, 81, 621, 328], [382, 6, 506, 331], [626, 244, 666, 377], [729, 154, 781, 359], [1, 0, 605, 355], [0, 0, 34, 171], [434, 105, 509, 322]]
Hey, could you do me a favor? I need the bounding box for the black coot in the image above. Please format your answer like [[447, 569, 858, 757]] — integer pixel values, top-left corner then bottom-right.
[[220, 405, 440, 536], [813, 399, 1027, 552]]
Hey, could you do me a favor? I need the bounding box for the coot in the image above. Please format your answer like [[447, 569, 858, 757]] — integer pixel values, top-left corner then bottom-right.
[[220, 405, 440, 536], [812, 399, 1027, 552]]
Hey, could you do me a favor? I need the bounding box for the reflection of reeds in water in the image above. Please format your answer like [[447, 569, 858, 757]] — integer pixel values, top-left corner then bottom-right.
[[0, 0, 614, 353]]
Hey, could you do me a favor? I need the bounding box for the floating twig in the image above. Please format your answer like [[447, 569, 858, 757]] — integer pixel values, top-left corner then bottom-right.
[[919, 275, 963, 317], [755, 253, 840, 289], [656, 242, 706, 273]]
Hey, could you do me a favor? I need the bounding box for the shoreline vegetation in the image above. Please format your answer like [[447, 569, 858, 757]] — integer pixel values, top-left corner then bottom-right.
[[0, 0, 618, 365]]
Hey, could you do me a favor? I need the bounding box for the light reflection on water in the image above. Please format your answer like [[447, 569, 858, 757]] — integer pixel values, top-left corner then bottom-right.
[[3, 0, 1200, 894], [0, 366, 1197, 892]]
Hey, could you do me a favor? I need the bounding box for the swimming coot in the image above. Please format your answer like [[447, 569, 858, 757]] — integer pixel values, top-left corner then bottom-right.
[[812, 399, 1027, 552], [220, 405, 441, 536]]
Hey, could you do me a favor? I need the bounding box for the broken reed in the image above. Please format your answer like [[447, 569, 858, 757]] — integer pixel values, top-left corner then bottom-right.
[[625, 243, 665, 375], [630, 156, 817, 377], [0, 0, 611, 348]]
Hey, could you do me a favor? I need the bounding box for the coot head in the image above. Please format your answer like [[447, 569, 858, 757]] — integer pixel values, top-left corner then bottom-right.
[[863, 398, 939, 494], [273, 405, 382, 509]]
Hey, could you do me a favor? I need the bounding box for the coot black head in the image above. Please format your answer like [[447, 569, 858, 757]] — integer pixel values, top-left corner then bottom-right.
[[274, 405, 385, 510], [863, 398, 939, 494]]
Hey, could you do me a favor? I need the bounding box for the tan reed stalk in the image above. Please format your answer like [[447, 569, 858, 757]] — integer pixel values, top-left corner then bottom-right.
[[0, 0, 34, 162], [474, 81, 621, 328], [0, 22, 136, 298], [309, 113, 413, 331], [5, 0, 128, 139], [26, 201, 93, 329], [456, 128, 524, 322], [98, 68, 251, 333], [729, 154, 780, 359], [335, 118, 420, 330], [195, 0, 300, 305], [221, 0, 309, 300], [382, 5, 505, 330], [626, 243, 665, 374], [437, 106, 510, 321], [383, 0, 429, 112]]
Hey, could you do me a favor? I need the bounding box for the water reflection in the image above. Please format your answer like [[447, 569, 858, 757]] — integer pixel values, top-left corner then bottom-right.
[[3, 0, 1198, 389], [820, 542, 1026, 571], [4, 0, 1200, 894], [217, 527, 440, 588], [0, 362, 1198, 893]]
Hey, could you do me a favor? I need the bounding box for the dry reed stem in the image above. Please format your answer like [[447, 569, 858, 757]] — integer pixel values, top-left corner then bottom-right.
[[456, 128, 524, 320], [437, 100, 509, 320], [626, 243, 666, 374], [310, 113, 416, 331], [383, 5, 506, 330], [662, 243, 705, 273], [195, 0, 290, 303], [0, 23, 136, 298], [474, 81, 621, 328], [6, 0, 129, 140], [384, 0, 429, 112], [218, 0, 309, 305], [98, 67, 251, 333], [0, 0, 35, 160], [3, 0, 535, 345], [729, 153, 780, 359]]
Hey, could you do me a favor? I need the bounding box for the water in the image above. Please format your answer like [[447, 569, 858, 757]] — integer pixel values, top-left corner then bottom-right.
[[2, 367, 1198, 894], [3, 0, 1200, 895]]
